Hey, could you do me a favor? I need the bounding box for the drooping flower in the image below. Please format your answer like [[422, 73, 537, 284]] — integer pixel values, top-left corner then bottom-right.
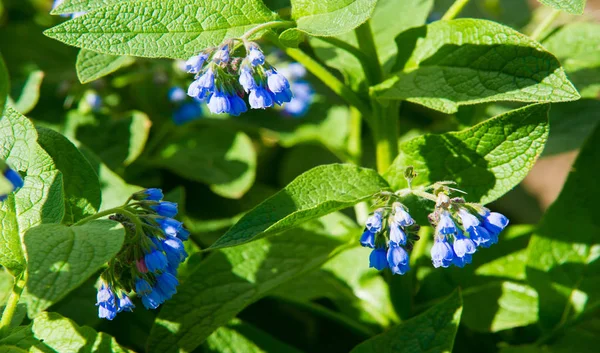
[[365, 212, 383, 233], [185, 53, 209, 73], [249, 86, 274, 109], [228, 94, 248, 116], [163, 235, 188, 268], [481, 211, 509, 242], [136, 258, 148, 274], [156, 217, 183, 237], [247, 46, 265, 66], [1, 167, 24, 201], [117, 294, 135, 313], [144, 248, 168, 273], [430, 236, 454, 268], [360, 229, 375, 248], [151, 201, 178, 218], [266, 69, 293, 105], [437, 211, 457, 235], [141, 289, 163, 310], [155, 272, 179, 300], [387, 243, 410, 275], [96, 284, 117, 320], [452, 229, 477, 258], [133, 188, 163, 201], [135, 278, 152, 296], [369, 247, 388, 271], [389, 222, 407, 245]]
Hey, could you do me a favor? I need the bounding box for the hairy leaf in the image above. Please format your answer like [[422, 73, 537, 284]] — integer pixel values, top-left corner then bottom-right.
[[526, 123, 600, 330], [51, 0, 125, 15], [76, 49, 135, 84], [210, 164, 389, 250], [12, 71, 44, 115], [291, 0, 377, 36], [36, 127, 101, 224], [148, 216, 352, 353], [537, 0, 585, 15], [373, 19, 579, 113], [385, 103, 549, 204], [45, 0, 278, 59], [0, 107, 64, 275], [23, 220, 124, 316], [350, 290, 462, 353]]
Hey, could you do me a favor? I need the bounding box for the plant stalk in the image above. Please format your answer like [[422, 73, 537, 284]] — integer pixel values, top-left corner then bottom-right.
[[530, 9, 560, 41], [0, 273, 26, 337], [441, 0, 471, 20]]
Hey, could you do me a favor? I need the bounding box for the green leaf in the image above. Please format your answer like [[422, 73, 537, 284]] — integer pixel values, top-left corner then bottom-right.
[[291, 0, 377, 36], [205, 319, 304, 353], [0, 107, 64, 275], [537, 0, 586, 15], [210, 164, 389, 250], [23, 220, 124, 316], [278, 28, 305, 48], [36, 127, 101, 224], [385, 103, 549, 204], [373, 19, 580, 114], [350, 290, 462, 353], [526, 123, 600, 330], [76, 49, 135, 84], [0, 53, 8, 113], [12, 70, 44, 115], [462, 282, 538, 332], [148, 216, 352, 353], [51, 0, 124, 15], [156, 127, 256, 199], [67, 110, 151, 169], [0, 346, 27, 353], [32, 312, 132, 352], [0, 324, 49, 352], [44, 0, 278, 59]]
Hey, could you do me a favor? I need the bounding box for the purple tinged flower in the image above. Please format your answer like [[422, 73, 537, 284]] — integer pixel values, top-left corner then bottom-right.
[[249, 87, 274, 109], [394, 207, 414, 227], [437, 211, 457, 235], [430, 237, 454, 268], [168, 86, 187, 103], [173, 103, 203, 125], [185, 53, 208, 73], [4, 168, 23, 189], [452, 230, 476, 257], [228, 94, 248, 116], [207, 90, 231, 114], [141, 289, 163, 310], [136, 258, 148, 273], [157, 218, 183, 237], [151, 201, 178, 218], [163, 235, 188, 267], [389, 222, 407, 245], [117, 294, 135, 313], [144, 248, 168, 273], [360, 230, 375, 248], [155, 272, 179, 300], [369, 248, 388, 271], [365, 212, 383, 233], [387, 243, 410, 275], [247, 47, 265, 66], [135, 278, 152, 296], [239, 66, 256, 92], [96, 284, 117, 320]]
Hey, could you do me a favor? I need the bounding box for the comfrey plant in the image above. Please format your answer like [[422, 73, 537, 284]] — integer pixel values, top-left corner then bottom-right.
[[92, 188, 189, 320], [184, 41, 293, 115], [359, 169, 508, 274]]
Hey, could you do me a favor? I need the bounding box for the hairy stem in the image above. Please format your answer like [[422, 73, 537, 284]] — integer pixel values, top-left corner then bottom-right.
[[0, 273, 26, 336], [441, 0, 471, 20], [241, 20, 296, 41], [371, 100, 399, 173], [530, 9, 560, 41], [348, 106, 363, 164], [354, 21, 383, 84]]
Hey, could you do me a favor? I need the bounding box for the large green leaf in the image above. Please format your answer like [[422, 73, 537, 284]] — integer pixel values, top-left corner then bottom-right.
[[44, 0, 278, 59], [148, 215, 352, 353], [291, 0, 377, 36], [210, 164, 389, 250], [0, 107, 64, 275], [51, 0, 125, 14], [205, 319, 304, 353], [526, 123, 600, 330], [36, 127, 101, 224], [350, 290, 462, 353], [373, 19, 579, 113], [385, 103, 549, 204], [32, 312, 132, 352], [156, 127, 256, 199], [12, 70, 44, 115], [537, 0, 585, 15], [23, 220, 125, 316], [76, 49, 135, 84]]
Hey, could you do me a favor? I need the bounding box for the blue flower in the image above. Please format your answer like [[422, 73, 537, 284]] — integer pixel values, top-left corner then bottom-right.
[[151, 201, 178, 218], [213, 45, 230, 64], [247, 46, 265, 66], [86, 93, 102, 112], [117, 293, 135, 313], [387, 243, 410, 275], [272, 89, 293, 106], [282, 81, 313, 117], [168, 86, 187, 103], [369, 247, 388, 271], [155, 272, 179, 300], [135, 278, 152, 296], [144, 248, 168, 273], [157, 218, 183, 237], [360, 230, 375, 248], [173, 103, 203, 125], [141, 289, 163, 310], [452, 230, 476, 258], [389, 222, 407, 245], [249, 86, 274, 109], [451, 252, 472, 268], [365, 212, 383, 233], [468, 225, 492, 248], [228, 94, 248, 116], [96, 284, 117, 320], [207, 90, 231, 114], [482, 212, 509, 239], [437, 211, 457, 235], [430, 237, 454, 268], [266, 69, 291, 93], [239, 66, 256, 92], [185, 53, 208, 74], [458, 209, 480, 230], [4, 168, 24, 190], [177, 227, 190, 241], [188, 68, 215, 100], [136, 188, 163, 201], [394, 206, 414, 227], [163, 235, 188, 268]]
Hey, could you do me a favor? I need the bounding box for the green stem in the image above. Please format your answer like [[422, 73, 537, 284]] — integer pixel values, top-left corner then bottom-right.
[[441, 0, 471, 20], [72, 206, 141, 232], [241, 20, 296, 41], [348, 106, 362, 165], [318, 36, 372, 72], [282, 47, 371, 117], [354, 21, 383, 84], [0, 273, 26, 336], [371, 100, 399, 173], [530, 9, 560, 41]]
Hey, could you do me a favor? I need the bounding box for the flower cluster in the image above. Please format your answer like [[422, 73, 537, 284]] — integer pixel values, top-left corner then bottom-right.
[[359, 203, 421, 275], [95, 188, 190, 320], [184, 41, 293, 116], [0, 164, 24, 202], [428, 194, 508, 268]]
